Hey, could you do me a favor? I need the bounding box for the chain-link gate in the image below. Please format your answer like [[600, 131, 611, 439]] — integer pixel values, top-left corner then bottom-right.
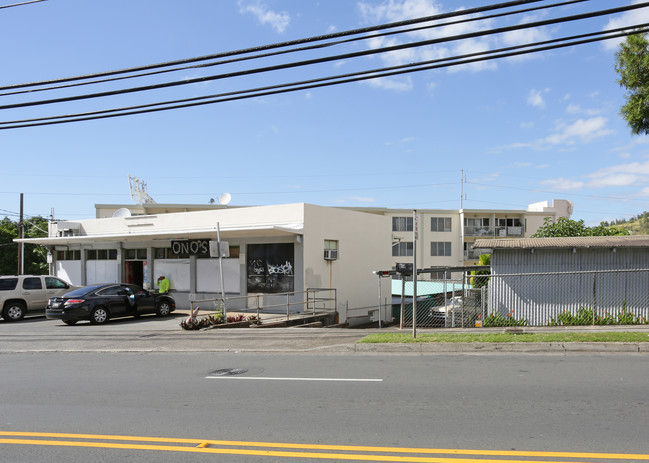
[[396, 280, 485, 328]]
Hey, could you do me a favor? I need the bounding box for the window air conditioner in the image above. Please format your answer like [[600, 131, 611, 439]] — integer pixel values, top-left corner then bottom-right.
[[324, 249, 338, 260]]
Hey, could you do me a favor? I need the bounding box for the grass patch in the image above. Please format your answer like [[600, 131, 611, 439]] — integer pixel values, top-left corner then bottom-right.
[[358, 332, 649, 344]]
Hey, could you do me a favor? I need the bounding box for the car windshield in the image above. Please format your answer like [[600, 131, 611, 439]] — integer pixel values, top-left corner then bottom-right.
[[63, 284, 106, 297]]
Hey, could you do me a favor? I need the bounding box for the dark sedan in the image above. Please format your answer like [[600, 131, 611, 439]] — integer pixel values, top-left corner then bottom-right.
[[46, 283, 175, 325]]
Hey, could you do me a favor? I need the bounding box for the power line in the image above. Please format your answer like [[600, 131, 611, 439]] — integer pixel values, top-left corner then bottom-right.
[[0, 0, 588, 98], [2, 2, 645, 112], [2, 24, 646, 129], [0, 0, 46, 9], [0, 0, 547, 92]]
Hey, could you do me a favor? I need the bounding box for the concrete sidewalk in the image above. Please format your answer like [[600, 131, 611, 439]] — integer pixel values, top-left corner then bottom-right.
[[2, 311, 648, 353]]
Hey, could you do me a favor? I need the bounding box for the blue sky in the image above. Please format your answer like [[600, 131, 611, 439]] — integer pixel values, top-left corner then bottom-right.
[[1, 0, 649, 225]]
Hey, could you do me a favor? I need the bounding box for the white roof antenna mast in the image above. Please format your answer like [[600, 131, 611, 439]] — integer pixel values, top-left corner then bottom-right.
[[128, 175, 157, 205]]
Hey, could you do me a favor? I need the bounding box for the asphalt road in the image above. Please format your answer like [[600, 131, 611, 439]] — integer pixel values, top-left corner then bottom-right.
[[1, 315, 649, 462], [1, 352, 648, 462]]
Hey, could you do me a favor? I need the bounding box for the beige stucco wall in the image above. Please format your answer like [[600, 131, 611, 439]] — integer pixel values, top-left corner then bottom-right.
[[302, 204, 392, 322]]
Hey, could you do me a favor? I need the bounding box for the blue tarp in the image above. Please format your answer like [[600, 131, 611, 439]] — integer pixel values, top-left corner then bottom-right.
[[391, 280, 470, 297]]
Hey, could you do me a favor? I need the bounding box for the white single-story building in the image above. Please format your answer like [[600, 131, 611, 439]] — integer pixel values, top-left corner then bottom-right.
[[17, 203, 393, 323]]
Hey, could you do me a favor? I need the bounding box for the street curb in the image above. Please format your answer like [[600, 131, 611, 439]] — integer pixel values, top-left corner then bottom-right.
[[353, 342, 648, 353]]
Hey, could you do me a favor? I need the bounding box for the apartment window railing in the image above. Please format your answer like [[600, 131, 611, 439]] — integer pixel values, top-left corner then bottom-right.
[[464, 226, 524, 237]]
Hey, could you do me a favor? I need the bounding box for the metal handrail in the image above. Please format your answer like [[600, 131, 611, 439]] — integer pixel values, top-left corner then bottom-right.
[[189, 288, 337, 322]]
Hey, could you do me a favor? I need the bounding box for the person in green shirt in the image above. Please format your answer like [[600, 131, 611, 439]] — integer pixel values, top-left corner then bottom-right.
[[157, 275, 170, 294]]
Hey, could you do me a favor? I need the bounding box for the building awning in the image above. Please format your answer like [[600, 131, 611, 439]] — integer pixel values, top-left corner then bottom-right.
[[15, 224, 303, 246], [391, 280, 470, 297], [473, 235, 649, 250]]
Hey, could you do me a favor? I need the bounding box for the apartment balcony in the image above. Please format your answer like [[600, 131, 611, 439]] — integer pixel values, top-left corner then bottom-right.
[[464, 249, 491, 261], [463, 226, 524, 237]]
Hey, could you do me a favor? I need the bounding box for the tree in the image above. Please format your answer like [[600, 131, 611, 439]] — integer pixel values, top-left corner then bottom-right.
[[531, 217, 630, 238], [615, 32, 649, 135], [0, 216, 49, 275]]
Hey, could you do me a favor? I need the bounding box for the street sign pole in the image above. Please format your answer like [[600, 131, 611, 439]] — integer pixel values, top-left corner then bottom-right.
[[216, 222, 227, 321], [412, 210, 418, 339]]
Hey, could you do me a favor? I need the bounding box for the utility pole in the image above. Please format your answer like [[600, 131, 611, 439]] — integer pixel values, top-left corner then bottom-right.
[[17, 193, 24, 275], [412, 209, 418, 339], [460, 169, 466, 209]]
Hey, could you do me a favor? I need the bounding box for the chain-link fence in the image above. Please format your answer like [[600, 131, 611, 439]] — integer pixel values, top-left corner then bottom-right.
[[396, 269, 649, 328], [486, 269, 649, 326], [396, 280, 485, 328]]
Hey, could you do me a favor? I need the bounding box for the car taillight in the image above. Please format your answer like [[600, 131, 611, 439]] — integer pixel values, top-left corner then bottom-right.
[[64, 299, 85, 305]]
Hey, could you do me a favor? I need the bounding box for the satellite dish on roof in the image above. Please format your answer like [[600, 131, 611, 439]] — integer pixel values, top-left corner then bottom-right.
[[219, 193, 232, 205], [112, 207, 132, 218]]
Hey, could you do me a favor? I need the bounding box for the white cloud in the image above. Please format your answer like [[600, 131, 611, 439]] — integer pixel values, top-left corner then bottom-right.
[[602, 0, 649, 50], [501, 13, 552, 47], [566, 104, 602, 116], [541, 178, 585, 190], [357, 0, 498, 83], [587, 160, 649, 186], [527, 88, 548, 109], [365, 75, 413, 91], [494, 117, 613, 152], [238, 1, 290, 33], [544, 117, 612, 145]]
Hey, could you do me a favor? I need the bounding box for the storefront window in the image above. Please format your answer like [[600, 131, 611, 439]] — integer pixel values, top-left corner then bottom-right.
[[247, 243, 294, 293]]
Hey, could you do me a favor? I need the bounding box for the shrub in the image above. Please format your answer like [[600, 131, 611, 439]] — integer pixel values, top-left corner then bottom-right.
[[483, 311, 528, 327], [548, 306, 649, 326]]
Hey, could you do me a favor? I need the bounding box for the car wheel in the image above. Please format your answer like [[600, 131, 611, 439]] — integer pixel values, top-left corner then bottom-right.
[[89, 307, 109, 325], [2, 302, 26, 322], [63, 320, 77, 326], [156, 301, 172, 317]]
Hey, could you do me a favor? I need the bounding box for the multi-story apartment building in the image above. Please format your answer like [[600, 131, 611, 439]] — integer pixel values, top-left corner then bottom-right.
[[354, 199, 573, 273]]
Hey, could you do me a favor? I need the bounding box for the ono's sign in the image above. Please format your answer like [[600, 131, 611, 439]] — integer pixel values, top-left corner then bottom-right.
[[171, 239, 209, 256]]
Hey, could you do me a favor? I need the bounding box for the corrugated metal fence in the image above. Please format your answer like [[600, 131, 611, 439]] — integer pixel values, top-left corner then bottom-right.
[[487, 269, 649, 326], [398, 269, 649, 328]]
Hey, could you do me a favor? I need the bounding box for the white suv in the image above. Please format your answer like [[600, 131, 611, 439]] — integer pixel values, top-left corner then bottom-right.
[[0, 275, 76, 322]]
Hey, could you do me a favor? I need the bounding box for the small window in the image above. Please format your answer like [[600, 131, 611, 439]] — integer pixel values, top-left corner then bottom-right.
[[392, 217, 413, 232], [136, 249, 147, 260], [431, 242, 452, 257], [56, 250, 80, 260], [87, 249, 117, 260], [431, 217, 452, 232], [393, 241, 413, 257], [228, 246, 240, 258], [324, 240, 338, 251], [23, 277, 43, 290], [124, 249, 136, 260]]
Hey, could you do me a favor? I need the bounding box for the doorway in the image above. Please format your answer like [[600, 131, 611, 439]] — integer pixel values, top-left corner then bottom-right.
[[125, 261, 144, 286]]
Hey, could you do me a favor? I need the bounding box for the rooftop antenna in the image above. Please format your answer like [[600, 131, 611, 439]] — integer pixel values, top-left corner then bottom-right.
[[218, 192, 232, 205], [128, 175, 157, 205]]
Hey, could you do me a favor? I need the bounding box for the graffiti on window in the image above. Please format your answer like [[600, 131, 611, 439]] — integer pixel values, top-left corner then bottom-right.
[[247, 243, 294, 293]]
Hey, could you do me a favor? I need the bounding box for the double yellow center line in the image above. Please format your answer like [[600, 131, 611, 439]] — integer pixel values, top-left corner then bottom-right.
[[1, 431, 648, 462]]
